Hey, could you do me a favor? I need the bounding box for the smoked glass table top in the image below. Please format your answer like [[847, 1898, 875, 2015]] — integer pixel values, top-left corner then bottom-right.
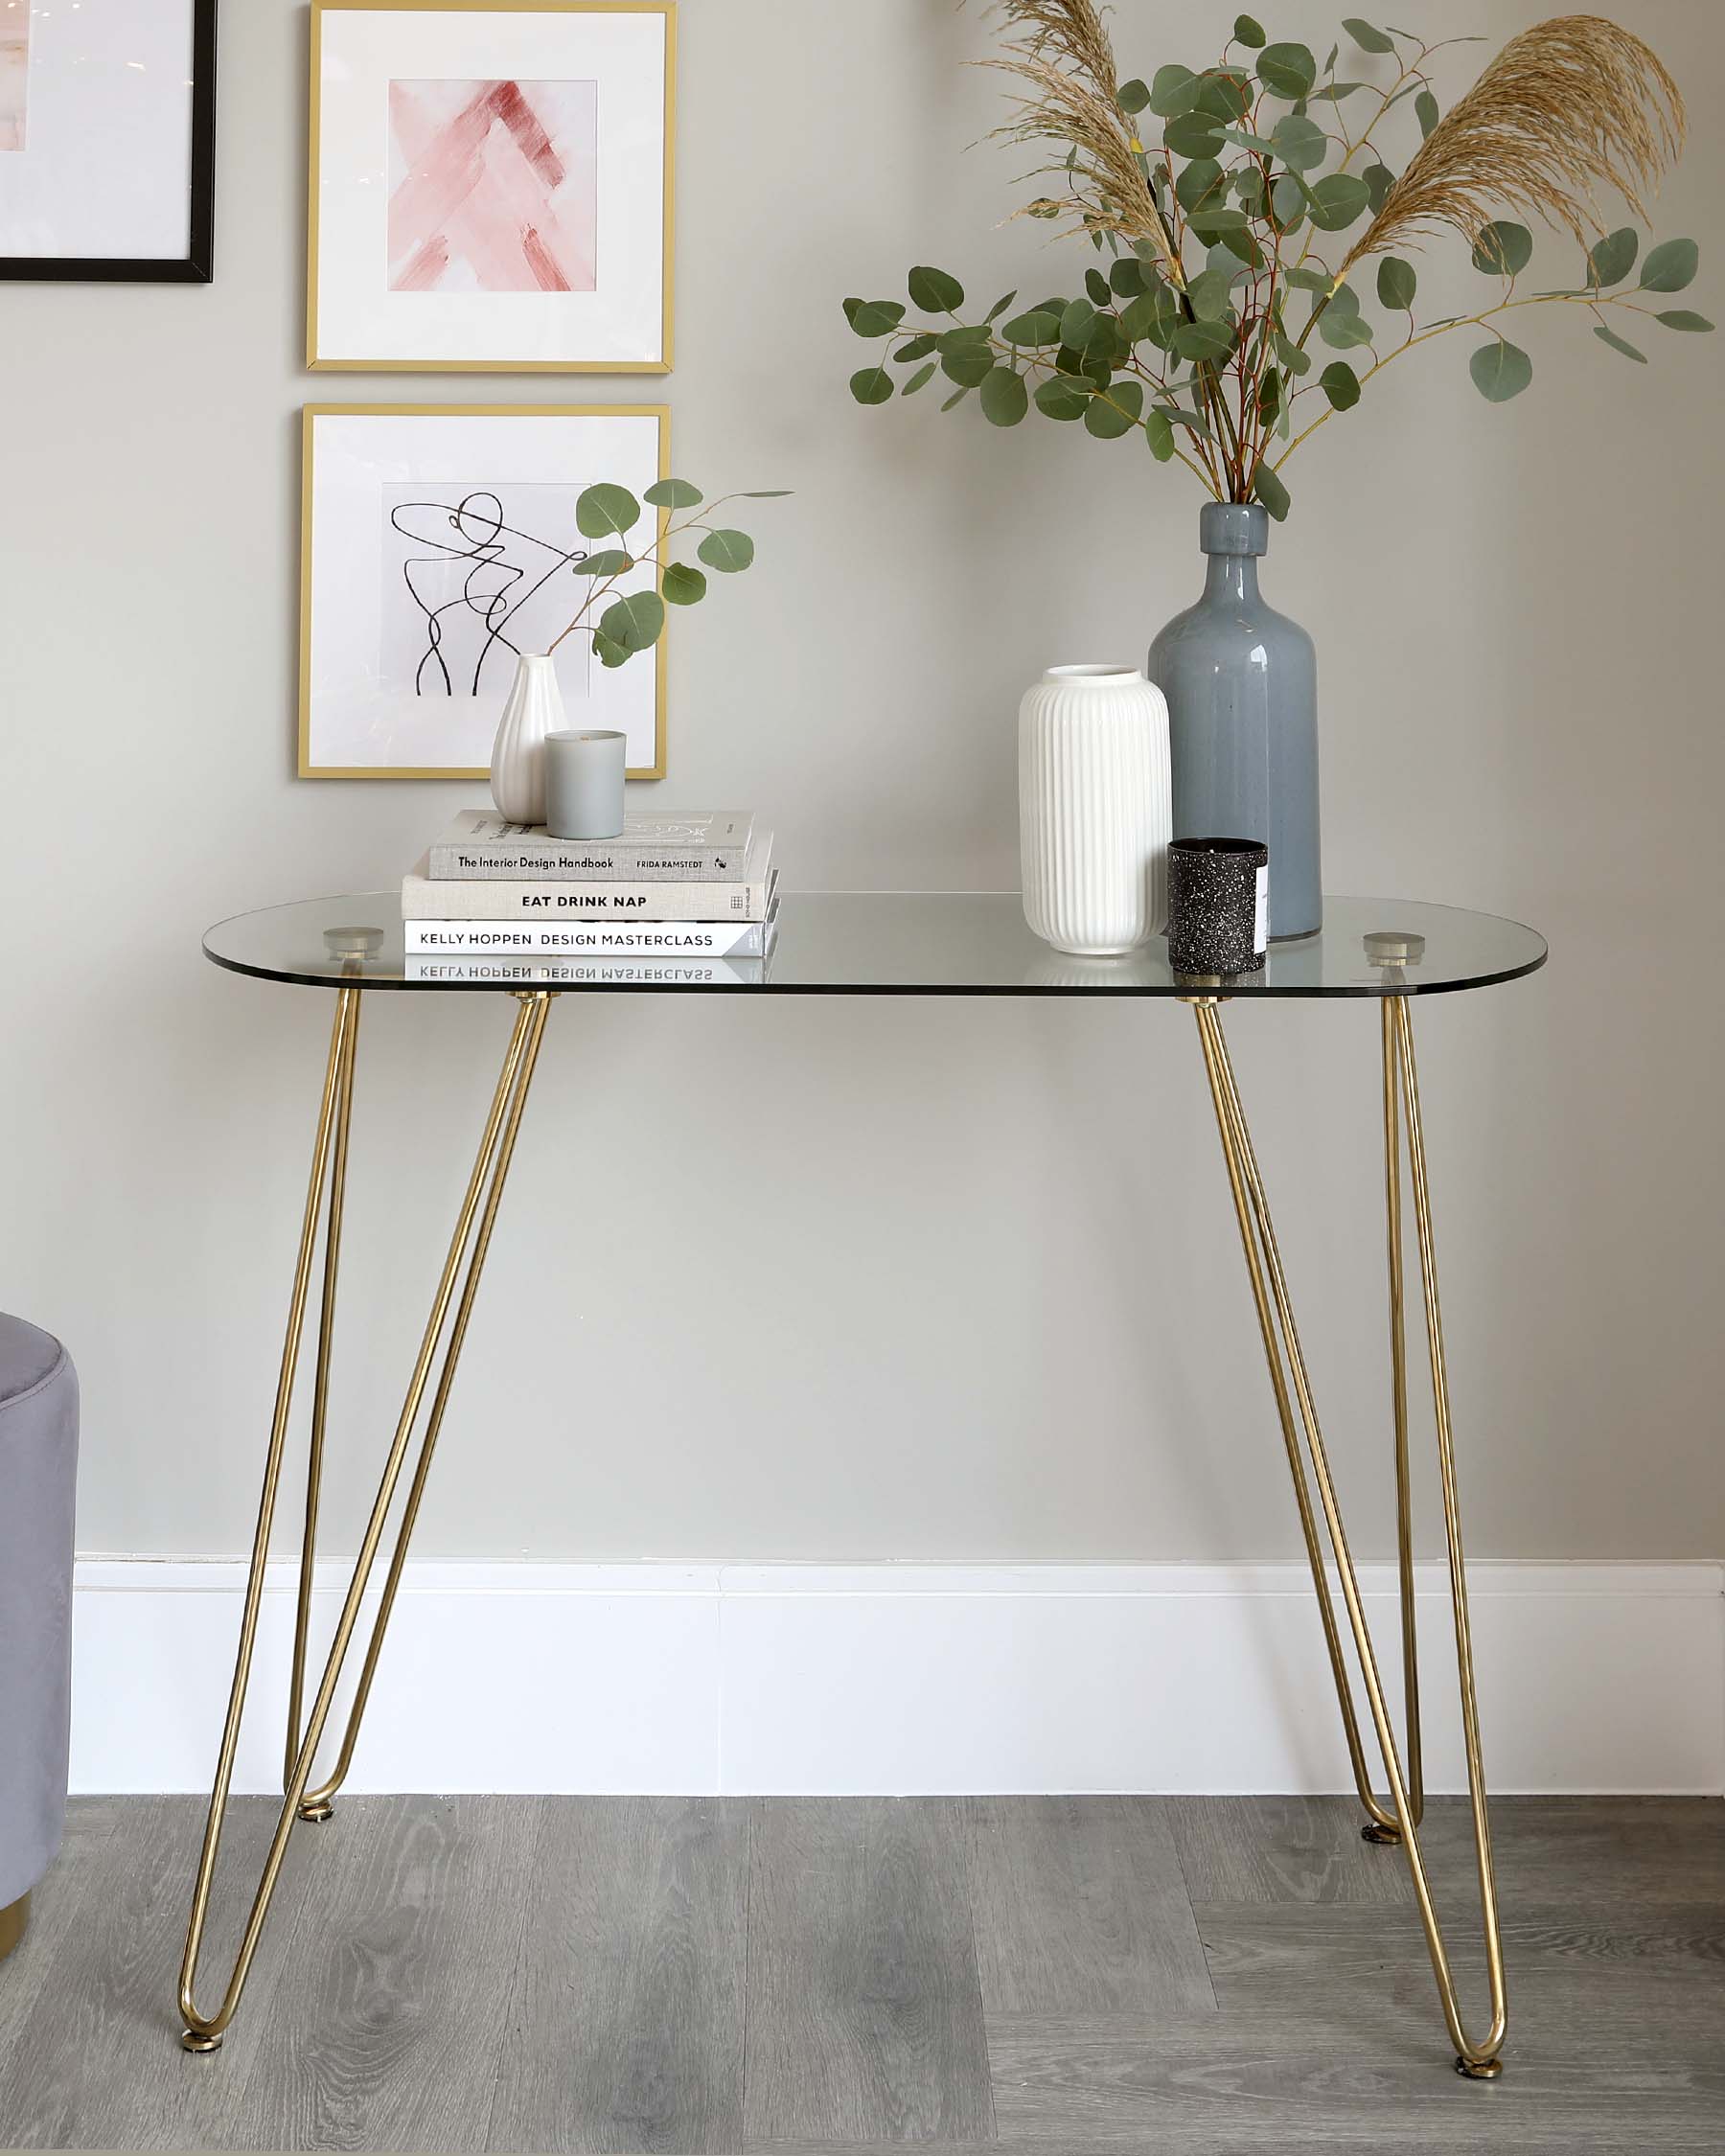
[[204, 893, 1546, 998]]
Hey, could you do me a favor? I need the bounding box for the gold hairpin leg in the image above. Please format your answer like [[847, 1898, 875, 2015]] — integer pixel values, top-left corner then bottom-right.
[[177, 990, 555, 2053], [1189, 995, 1506, 2077]]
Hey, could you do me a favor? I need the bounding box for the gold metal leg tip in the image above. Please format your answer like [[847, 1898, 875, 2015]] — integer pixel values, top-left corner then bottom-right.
[[296, 1800, 334, 1823], [0, 1891, 29, 1961], [180, 2029, 224, 2054], [1362, 1821, 1403, 1845], [1456, 2055, 1504, 2079]]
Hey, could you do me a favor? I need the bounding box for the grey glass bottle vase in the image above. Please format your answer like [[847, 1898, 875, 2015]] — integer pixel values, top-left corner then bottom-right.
[[1147, 501, 1321, 940]]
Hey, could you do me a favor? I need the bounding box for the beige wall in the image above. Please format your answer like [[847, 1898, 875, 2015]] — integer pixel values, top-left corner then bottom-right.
[[2, 0, 1719, 1564]]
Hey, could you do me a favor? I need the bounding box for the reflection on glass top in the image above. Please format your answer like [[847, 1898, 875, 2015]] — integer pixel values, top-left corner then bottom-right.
[[204, 894, 1546, 998]]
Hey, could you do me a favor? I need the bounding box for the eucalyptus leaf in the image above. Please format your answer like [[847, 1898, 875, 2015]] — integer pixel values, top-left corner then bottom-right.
[[893, 333, 938, 362], [1163, 112, 1225, 157], [592, 631, 631, 670], [1109, 255, 1147, 298], [979, 365, 1029, 426], [842, 297, 905, 338], [696, 528, 755, 573], [1592, 324, 1647, 362], [1175, 156, 1225, 213], [985, 290, 1018, 322], [1586, 226, 1637, 287], [1271, 114, 1328, 172], [1641, 238, 1699, 291], [849, 364, 894, 404], [661, 561, 707, 606], [908, 264, 964, 313], [939, 386, 972, 411], [1469, 337, 1532, 400], [1116, 77, 1151, 114], [1414, 87, 1439, 136], [1084, 379, 1143, 439], [1274, 332, 1311, 376], [740, 491, 793, 498], [1257, 41, 1318, 97], [1656, 310, 1714, 331], [1342, 17, 1395, 53], [1186, 265, 1236, 320], [1318, 306, 1374, 349], [1234, 14, 1267, 48], [1305, 172, 1371, 230], [576, 548, 632, 577], [1059, 296, 1099, 348], [1364, 162, 1395, 213], [575, 482, 641, 538], [1254, 463, 1291, 520], [1145, 407, 1177, 460], [599, 589, 665, 653], [1376, 256, 1416, 310], [1147, 63, 1201, 117], [1320, 359, 1362, 408], [1034, 374, 1090, 421], [937, 323, 991, 350], [1282, 262, 1331, 292], [643, 477, 702, 508], [901, 360, 938, 393], [1471, 219, 1532, 275], [1001, 309, 1064, 346], [940, 345, 993, 387], [1085, 266, 1112, 306], [1172, 317, 1237, 363], [1195, 70, 1254, 122], [1120, 287, 1177, 345], [1270, 173, 1307, 228], [1309, 80, 1366, 100]]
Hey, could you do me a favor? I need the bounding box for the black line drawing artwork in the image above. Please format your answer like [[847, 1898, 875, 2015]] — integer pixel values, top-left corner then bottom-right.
[[387, 490, 592, 697]]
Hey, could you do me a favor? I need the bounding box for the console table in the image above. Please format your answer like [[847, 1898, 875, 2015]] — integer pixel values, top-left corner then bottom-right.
[[182, 891, 1546, 2078]]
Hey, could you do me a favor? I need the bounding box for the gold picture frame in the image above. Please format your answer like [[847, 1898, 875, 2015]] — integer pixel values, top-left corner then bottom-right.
[[307, 0, 676, 373], [298, 401, 671, 781]]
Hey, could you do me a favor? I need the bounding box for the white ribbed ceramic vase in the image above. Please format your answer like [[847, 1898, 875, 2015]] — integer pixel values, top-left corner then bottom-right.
[[1019, 664, 1172, 955], [490, 654, 566, 823]]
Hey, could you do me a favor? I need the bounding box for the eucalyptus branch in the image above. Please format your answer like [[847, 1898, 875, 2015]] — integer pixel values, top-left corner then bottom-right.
[[842, 3, 1707, 522]]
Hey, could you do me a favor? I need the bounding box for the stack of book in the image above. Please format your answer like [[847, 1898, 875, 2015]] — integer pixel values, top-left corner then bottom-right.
[[402, 810, 778, 982]]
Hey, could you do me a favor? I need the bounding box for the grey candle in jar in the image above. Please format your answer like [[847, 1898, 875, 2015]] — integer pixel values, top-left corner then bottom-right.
[[544, 729, 627, 839]]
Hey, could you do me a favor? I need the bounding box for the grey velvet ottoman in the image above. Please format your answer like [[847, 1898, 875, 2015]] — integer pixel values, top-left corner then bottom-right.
[[0, 1315, 78, 1960]]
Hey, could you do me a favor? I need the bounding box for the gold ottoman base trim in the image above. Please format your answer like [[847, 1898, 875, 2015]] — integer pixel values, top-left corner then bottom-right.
[[0, 1892, 29, 1961]]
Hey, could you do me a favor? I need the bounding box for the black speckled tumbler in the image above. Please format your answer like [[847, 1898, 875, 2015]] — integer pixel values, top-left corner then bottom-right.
[[1167, 837, 1269, 975]]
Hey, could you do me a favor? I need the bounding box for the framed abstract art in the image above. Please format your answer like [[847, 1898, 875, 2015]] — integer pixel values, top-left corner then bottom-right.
[[299, 402, 669, 779], [0, 0, 218, 280], [308, 1, 675, 372]]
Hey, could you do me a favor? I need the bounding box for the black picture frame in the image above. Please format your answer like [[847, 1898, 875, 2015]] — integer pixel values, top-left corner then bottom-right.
[[0, 0, 218, 283]]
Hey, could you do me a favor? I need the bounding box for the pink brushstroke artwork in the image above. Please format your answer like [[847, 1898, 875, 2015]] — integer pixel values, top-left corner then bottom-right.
[[388, 79, 598, 294], [0, 0, 30, 154]]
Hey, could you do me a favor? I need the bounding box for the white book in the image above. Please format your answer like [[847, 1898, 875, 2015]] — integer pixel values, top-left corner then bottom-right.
[[402, 831, 776, 922], [426, 808, 755, 882], [403, 954, 768, 987], [403, 903, 777, 958]]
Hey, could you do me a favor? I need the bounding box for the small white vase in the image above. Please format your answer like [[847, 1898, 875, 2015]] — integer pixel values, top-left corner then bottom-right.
[[1019, 664, 1172, 956], [490, 654, 566, 824]]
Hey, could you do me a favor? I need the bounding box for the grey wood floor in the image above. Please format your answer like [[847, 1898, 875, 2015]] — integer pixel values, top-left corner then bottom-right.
[[0, 1795, 1719, 2152]]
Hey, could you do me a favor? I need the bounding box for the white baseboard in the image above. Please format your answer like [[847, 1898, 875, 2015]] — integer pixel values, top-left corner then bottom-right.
[[70, 1558, 1725, 1798]]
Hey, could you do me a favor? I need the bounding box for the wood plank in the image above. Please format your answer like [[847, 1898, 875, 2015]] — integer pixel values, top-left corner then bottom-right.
[[0, 1794, 321, 2150], [224, 1794, 535, 2153], [1169, 1796, 1725, 1912], [486, 1796, 748, 2154], [966, 1796, 1213, 2016], [1196, 1899, 1725, 2002], [987, 2018, 1725, 2148], [0, 1798, 122, 2059], [1167, 1796, 1416, 1906], [742, 1797, 993, 2145]]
